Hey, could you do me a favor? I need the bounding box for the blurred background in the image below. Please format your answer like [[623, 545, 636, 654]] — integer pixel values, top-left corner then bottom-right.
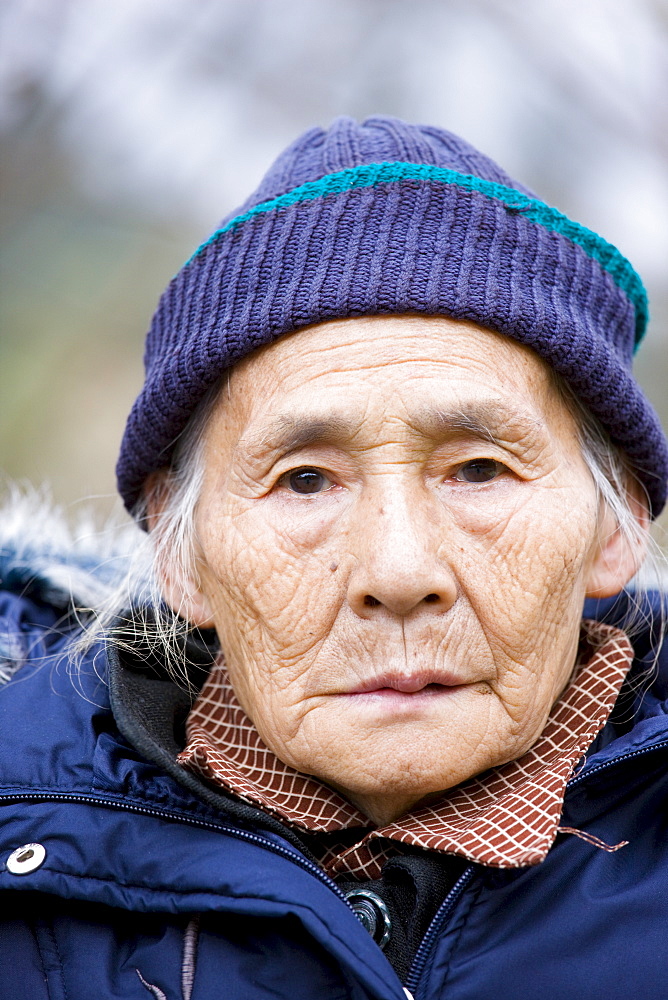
[[1, 0, 667, 540]]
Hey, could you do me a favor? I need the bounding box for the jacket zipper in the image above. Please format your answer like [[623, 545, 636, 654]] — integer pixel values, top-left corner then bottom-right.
[[402, 737, 668, 999], [4, 740, 666, 997], [0, 790, 351, 904], [1, 791, 412, 997], [565, 738, 668, 790], [404, 866, 476, 996]]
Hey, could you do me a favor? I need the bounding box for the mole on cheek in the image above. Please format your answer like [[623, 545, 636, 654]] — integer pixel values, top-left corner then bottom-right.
[[329, 562, 339, 572]]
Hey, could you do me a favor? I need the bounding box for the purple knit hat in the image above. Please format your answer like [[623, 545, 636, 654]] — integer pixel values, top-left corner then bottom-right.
[[117, 115, 668, 517]]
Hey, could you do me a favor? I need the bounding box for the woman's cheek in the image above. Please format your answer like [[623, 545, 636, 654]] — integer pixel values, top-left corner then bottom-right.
[[453, 497, 594, 672], [203, 516, 333, 668]]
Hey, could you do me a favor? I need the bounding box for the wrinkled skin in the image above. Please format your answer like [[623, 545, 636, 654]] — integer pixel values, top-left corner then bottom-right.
[[158, 316, 645, 825]]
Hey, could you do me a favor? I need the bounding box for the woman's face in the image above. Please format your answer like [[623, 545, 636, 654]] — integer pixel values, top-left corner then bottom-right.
[[167, 315, 635, 824]]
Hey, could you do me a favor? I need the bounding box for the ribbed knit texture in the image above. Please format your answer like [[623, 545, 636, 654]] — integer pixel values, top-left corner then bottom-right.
[[117, 116, 668, 516]]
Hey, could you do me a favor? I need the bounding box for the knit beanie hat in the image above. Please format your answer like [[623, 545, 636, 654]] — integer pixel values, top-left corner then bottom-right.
[[116, 115, 668, 517]]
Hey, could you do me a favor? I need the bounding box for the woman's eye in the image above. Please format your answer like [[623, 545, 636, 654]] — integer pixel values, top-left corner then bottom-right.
[[280, 467, 333, 495], [453, 459, 505, 483]]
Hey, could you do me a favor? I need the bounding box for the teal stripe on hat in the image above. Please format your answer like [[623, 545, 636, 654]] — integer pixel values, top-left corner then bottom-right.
[[185, 161, 648, 345]]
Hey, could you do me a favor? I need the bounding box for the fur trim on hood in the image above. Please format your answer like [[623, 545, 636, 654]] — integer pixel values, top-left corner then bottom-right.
[[0, 486, 148, 685], [0, 485, 144, 610]]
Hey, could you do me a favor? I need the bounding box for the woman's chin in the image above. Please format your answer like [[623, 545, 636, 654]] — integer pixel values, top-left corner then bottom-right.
[[328, 782, 452, 827]]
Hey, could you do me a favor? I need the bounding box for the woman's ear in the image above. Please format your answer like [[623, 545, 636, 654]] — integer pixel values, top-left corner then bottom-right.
[[143, 472, 216, 629], [584, 487, 650, 599], [156, 571, 216, 630]]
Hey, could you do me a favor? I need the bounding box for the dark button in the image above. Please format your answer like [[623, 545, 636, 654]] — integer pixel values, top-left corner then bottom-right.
[[344, 888, 392, 949]]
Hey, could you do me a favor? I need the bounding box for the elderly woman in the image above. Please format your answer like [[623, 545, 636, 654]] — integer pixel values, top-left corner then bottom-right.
[[1, 117, 667, 1000]]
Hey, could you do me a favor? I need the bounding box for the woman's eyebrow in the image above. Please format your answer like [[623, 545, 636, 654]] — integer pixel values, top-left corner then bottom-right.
[[426, 409, 501, 444], [242, 416, 359, 455], [242, 402, 544, 456], [421, 404, 544, 446]]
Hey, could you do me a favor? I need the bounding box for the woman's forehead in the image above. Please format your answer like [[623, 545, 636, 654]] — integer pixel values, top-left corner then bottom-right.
[[207, 314, 579, 456], [233, 314, 545, 380]]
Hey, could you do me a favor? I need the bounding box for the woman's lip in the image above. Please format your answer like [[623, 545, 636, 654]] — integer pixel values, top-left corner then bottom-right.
[[346, 672, 465, 695], [345, 684, 466, 700]]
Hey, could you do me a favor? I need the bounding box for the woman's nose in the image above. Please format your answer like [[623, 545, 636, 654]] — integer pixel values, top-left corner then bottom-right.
[[346, 488, 458, 618]]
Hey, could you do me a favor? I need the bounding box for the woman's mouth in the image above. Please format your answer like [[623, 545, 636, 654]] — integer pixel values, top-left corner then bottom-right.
[[344, 671, 467, 700]]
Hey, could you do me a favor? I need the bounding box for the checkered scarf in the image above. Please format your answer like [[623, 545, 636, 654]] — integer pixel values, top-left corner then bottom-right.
[[177, 620, 632, 879]]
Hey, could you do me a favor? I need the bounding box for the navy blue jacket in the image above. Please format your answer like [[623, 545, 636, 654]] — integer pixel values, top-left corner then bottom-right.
[[1, 561, 667, 999]]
